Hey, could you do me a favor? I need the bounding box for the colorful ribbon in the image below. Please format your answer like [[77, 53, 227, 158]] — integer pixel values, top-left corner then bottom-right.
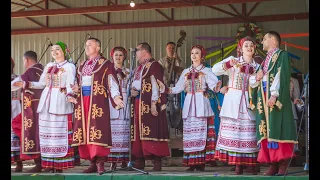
[[281, 42, 309, 51], [280, 33, 309, 38], [206, 40, 236, 52], [205, 44, 237, 59], [196, 36, 235, 41], [210, 45, 237, 66]]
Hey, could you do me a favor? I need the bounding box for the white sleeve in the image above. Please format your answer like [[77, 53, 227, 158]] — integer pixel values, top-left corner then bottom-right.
[[249, 75, 260, 88], [206, 69, 219, 91], [170, 69, 187, 94], [109, 75, 121, 99], [65, 64, 76, 95], [270, 71, 280, 97], [211, 56, 234, 76], [150, 75, 159, 101], [11, 76, 21, 86], [30, 64, 49, 89], [292, 79, 300, 100]]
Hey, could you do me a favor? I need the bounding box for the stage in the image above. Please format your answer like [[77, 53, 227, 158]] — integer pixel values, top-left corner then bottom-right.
[[11, 163, 309, 180]]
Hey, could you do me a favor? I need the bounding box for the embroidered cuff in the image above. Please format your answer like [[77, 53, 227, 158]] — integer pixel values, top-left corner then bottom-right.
[[270, 90, 279, 97], [24, 81, 30, 89], [223, 60, 232, 70]]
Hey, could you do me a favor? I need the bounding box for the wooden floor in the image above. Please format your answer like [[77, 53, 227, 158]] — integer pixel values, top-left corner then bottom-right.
[[11, 162, 308, 177]]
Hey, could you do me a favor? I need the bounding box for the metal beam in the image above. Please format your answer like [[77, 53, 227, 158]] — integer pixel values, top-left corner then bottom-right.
[[11, 0, 275, 18], [171, 0, 174, 20], [11, 2, 28, 7], [14, 0, 46, 27], [143, 0, 171, 21], [242, 3, 246, 16], [247, 2, 260, 16], [21, 0, 44, 9], [11, 13, 309, 35], [14, 0, 45, 12], [45, 0, 48, 27], [228, 4, 241, 16], [107, 0, 115, 5], [50, 0, 107, 24], [107, 1, 110, 24], [206, 6, 249, 21], [25, 17, 46, 27]]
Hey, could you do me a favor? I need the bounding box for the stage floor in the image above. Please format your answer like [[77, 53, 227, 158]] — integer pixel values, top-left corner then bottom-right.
[[11, 164, 309, 180]]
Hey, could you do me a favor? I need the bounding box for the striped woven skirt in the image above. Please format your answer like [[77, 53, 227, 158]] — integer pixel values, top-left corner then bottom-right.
[[183, 116, 216, 166], [41, 114, 74, 170], [214, 116, 258, 166]]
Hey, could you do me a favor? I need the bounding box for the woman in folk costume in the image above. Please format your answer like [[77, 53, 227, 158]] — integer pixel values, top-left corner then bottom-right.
[[107, 46, 130, 170], [168, 45, 221, 171], [212, 36, 260, 175], [11, 58, 23, 172], [14, 42, 76, 172]]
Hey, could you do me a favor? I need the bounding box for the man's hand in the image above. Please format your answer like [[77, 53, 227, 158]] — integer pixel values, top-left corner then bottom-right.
[[151, 103, 158, 116], [13, 81, 24, 88], [173, 53, 177, 59], [67, 97, 78, 104], [220, 86, 228, 94], [268, 96, 277, 107], [71, 83, 79, 94], [256, 70, 263, 81], [131, 87, 139, 97], [294, 98, 302, 104], [114, 96, 124, 109]]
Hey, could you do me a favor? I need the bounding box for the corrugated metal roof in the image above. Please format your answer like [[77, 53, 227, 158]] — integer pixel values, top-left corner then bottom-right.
[[11, 0, 44, 12], [11, 0, 309, 75]]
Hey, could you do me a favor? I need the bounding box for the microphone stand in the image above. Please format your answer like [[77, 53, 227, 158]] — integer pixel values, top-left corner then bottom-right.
[[103, 49, 148, 175], [38, 43, 52, 64]]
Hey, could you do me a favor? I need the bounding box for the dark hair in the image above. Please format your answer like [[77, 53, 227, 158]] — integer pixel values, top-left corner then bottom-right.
[[23, 51, 37, 62], [87, 37, 101, 48], [266, 31, 281, 46], [166, 42, 176, 46], [138, 42, 152, 54]]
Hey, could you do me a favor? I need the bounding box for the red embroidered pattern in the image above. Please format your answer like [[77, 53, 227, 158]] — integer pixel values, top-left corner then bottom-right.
[[81, 56, 100, 76], [221, 124, 256, 132], [218, 137, 256, 148], [183, 140, 206, 148], [263, 48, 278, 74], [41, 146, 68, 153]]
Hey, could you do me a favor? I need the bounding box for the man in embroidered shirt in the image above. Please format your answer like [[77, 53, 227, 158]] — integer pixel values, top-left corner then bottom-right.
[[11, 51, 44, 172], [71, 38, 124, 174], [249, 31, 297, 176], [130, 42, 170, 171]]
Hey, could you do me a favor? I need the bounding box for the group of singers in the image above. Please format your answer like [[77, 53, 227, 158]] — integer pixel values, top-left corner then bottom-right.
[[11, 30, 298, 176]]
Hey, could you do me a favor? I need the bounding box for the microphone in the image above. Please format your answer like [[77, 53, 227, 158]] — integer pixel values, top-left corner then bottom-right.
[[86, 33, 91, 39], [47, 38, 53, 46], [128, 48, 137, 51]]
